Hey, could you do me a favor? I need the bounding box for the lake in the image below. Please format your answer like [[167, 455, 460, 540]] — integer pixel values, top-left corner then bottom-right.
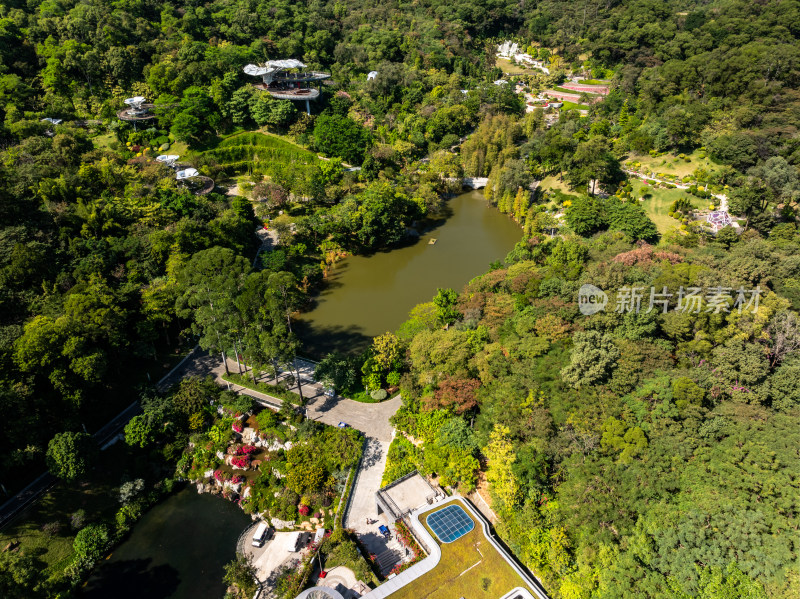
[[83, 487, 250, 599], [297, 189, 522, 356]]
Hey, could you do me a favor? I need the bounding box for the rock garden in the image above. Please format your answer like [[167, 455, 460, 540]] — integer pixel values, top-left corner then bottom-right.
[[180, 393, 363, 532]]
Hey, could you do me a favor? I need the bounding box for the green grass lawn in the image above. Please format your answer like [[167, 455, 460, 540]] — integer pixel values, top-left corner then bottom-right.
[[495, 58, 528, 75], [169, 140, 189, 156], [92, 132, 117, 150], [387, 500, 532, 599], [539, 174, 577, 196], [626, 149, 718, 180], [559, 100, 591, 111], [0, 444, 137, 576], [631, 180, 706, 234]]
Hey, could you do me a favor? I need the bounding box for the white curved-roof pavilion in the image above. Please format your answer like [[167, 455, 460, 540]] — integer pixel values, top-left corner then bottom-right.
[[244, 60, 307, 77], [156, 154, 180, 164], [124, 96, 147, 107], [176, 168, 199, 180], [244, 64, 269, 76]]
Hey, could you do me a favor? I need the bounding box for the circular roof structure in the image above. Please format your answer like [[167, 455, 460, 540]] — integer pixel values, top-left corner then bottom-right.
[[176, 168, 199, 180], [244, 60, 307, 77], [244, 64, 269, 76], [295, 587, 345, 599], [124, 96, 147, 106]]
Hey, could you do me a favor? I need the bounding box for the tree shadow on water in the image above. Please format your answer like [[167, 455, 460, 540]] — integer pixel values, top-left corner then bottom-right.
[[295, 322, 371, 358], [83, 559, 180, 599]]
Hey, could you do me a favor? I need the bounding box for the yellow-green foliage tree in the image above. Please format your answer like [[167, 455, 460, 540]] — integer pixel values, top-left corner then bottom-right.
[[485, 424, 520, 509]]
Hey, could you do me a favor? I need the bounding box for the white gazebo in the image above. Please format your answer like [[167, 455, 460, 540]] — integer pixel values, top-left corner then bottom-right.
[[176, 167, 199, 180], [156, 154, 180, 167], [243, 60, 330, 114]]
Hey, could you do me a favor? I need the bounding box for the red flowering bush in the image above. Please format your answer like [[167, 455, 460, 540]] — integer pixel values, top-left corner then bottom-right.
[[394, 519, 423, 560], [213, 469, 225, 483], [612, 242, 683, 267], [230, 455, 250, 469], [298, 504, 310, 516], [231, 475, 244, 484], [235, 445, 258, 456], [232, 420, 244, 433]]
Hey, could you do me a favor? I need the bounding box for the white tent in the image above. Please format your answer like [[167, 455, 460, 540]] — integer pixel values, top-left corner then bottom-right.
[[156, 155, 180, 166], [176, 168, 199, 180], [367, 71, 378, 80], [265, 59, 306, 69], [243, 64, 269, 76], [124, 96, 147, 107], [41, 117, 62, 125], [244, 60, 307, 81]]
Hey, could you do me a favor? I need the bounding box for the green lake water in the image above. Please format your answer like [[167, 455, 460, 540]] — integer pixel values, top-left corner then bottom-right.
[[83, 487, 250, 599], [297, 190, 522, 356]]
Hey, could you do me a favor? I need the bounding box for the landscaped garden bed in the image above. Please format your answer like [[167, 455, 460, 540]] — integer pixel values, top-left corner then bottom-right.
[[180, 392, 363, 531]]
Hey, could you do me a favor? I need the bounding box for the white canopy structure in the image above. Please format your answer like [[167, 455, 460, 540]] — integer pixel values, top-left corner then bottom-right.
[[243, 59, 330, 114], [367, 71, 378, 80], [156, 155, 180, 167], [244, 60, 307, 84], [176, 168, 199, 180], [124, 96, 147, 108], [41, 117, 63, 125]]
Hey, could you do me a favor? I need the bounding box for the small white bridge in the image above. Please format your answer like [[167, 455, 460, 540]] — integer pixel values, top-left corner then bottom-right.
[[463, 177, 489, 189]]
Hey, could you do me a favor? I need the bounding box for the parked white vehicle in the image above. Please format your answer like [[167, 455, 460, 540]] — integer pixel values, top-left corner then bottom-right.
[[252, 522, 270, 547]]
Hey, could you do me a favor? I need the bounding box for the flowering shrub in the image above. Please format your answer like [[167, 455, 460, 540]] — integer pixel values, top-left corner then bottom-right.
[[232, 420, 244, 433], [298, 504, 310, 516], [612, 243, 683, 266], [234, 445, 258, 456], [213, 469, 225, 483], [230, 455, 250, 469], [394, 519, 424, 560], [231, 475, 244, 484], [389, 520, 425, 576]]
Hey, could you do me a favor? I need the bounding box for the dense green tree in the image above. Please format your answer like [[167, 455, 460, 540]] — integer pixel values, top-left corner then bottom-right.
[[0, 551, 40, 599], [175, 247, 250, 372], [313, 114, 371, 164], [433, 288, 461, 326], [46, 431, 97, 482], [560, 330, 620, 388]]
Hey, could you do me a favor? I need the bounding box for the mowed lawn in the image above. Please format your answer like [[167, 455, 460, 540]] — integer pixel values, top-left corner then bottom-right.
[[495, 57, 529, 75], [539, 174, 577, 196], [627, 149, 718, 179], [631, 180, 706, 234], [0, 443, 139, 578], [388, 501, 531, 599], [0, 481, 119, 576]]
